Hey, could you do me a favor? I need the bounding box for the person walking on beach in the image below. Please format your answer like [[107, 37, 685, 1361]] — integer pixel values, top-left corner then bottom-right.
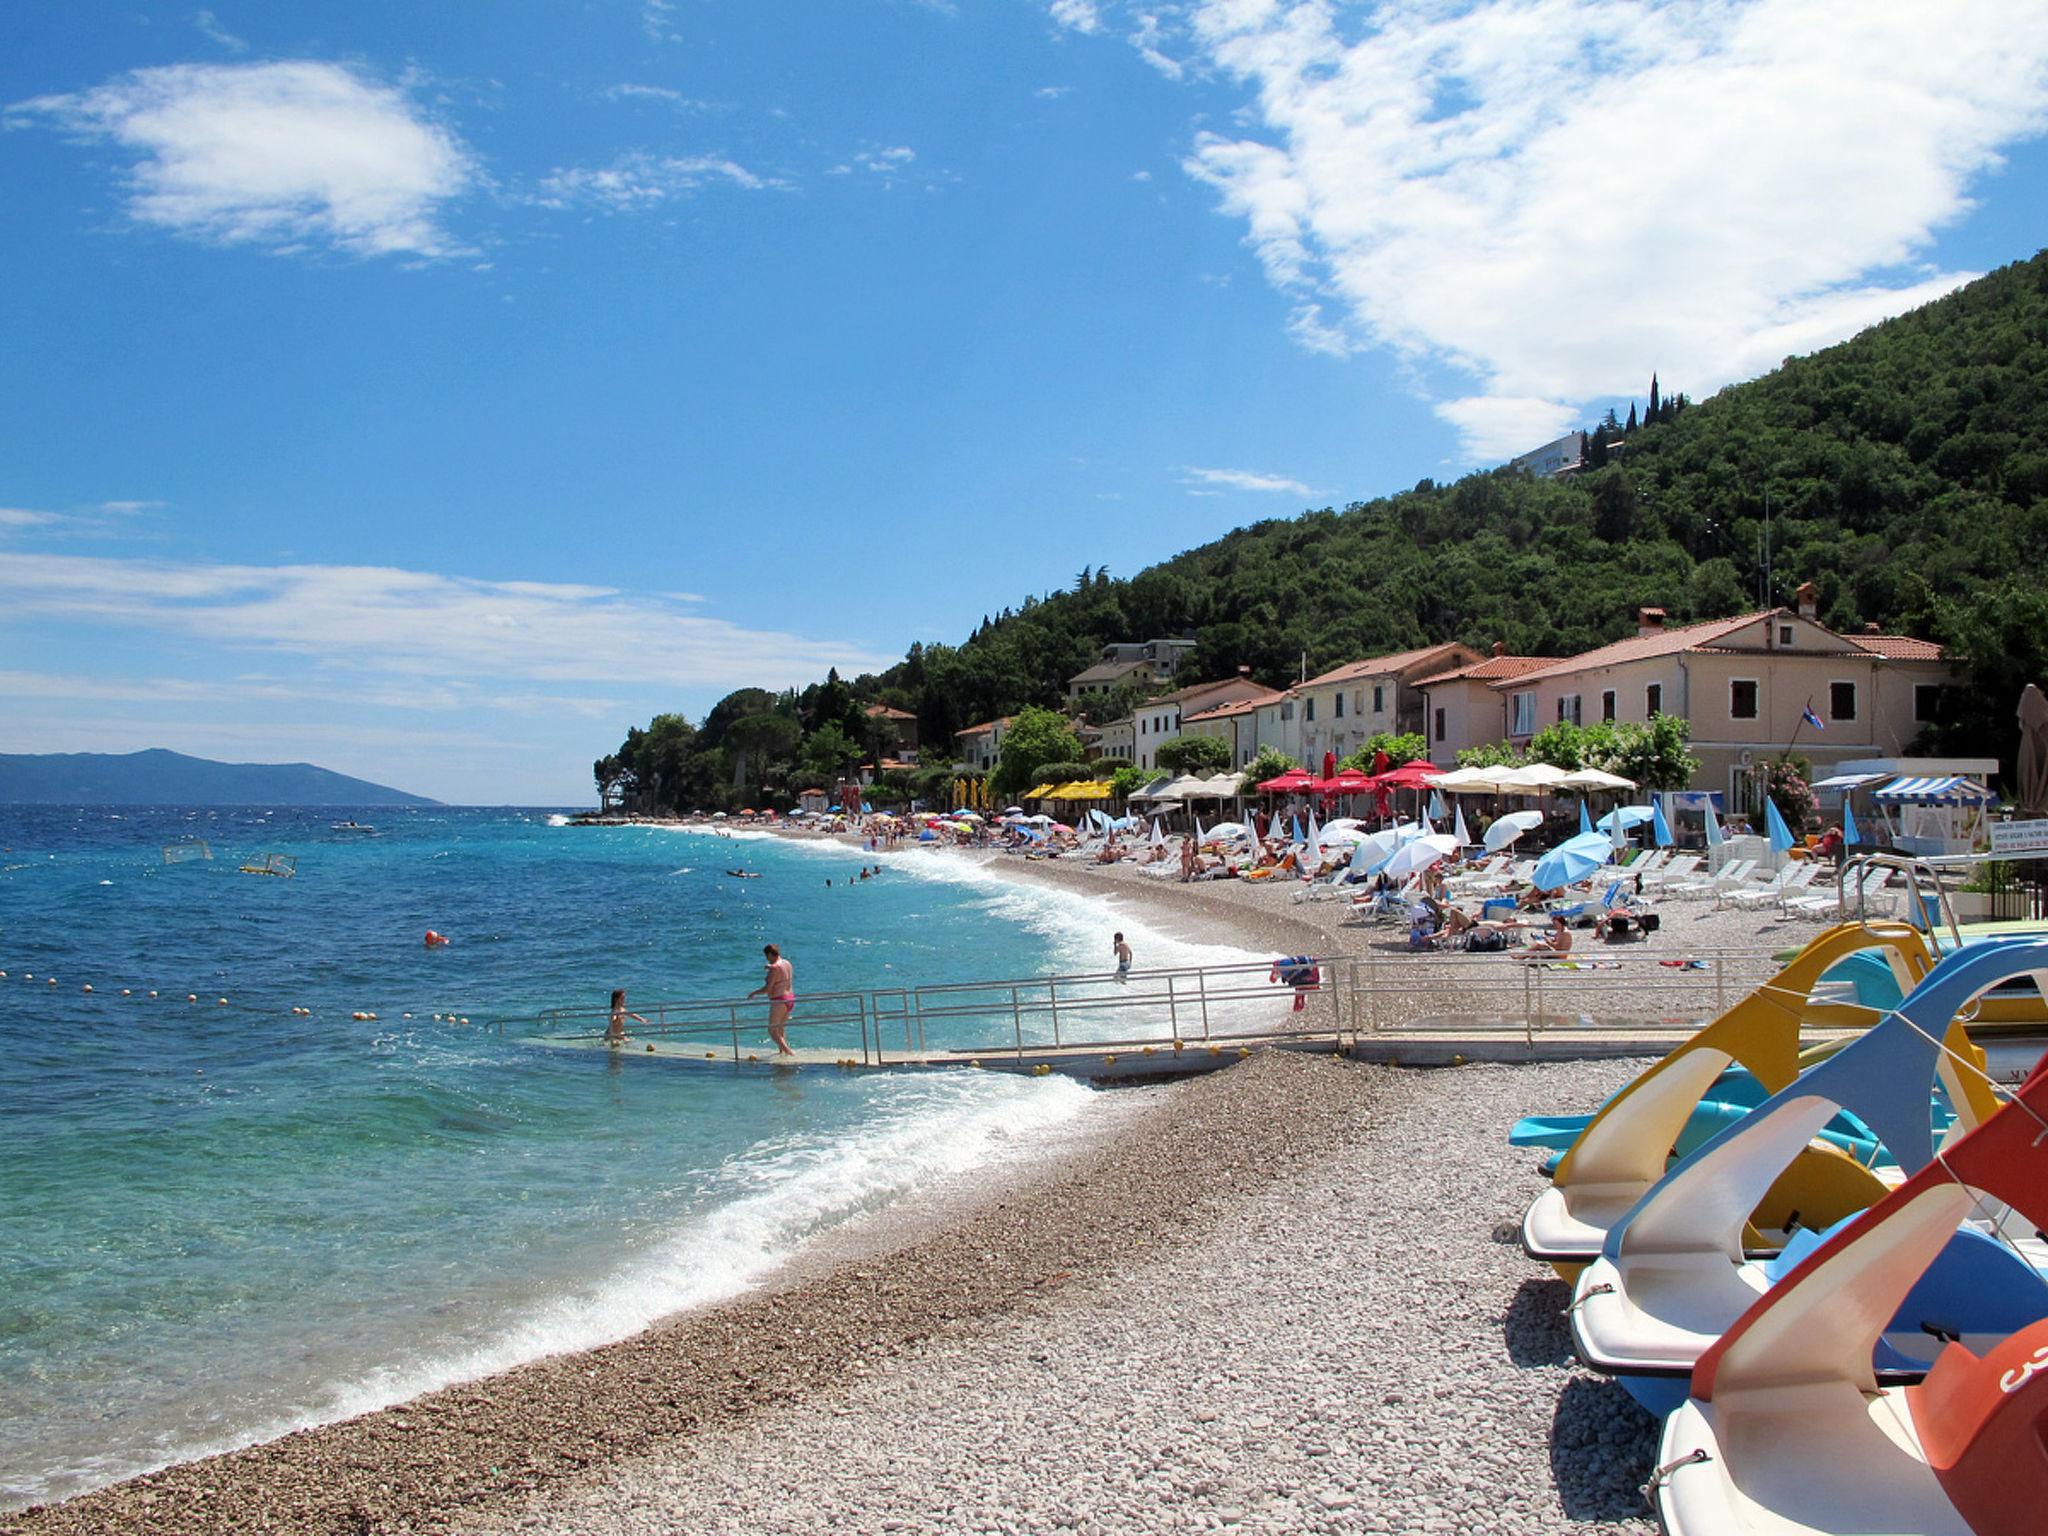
[[1112, 931, 1133, 981], [606, 988, 647, 1047], [747, 944, 797, 1056]]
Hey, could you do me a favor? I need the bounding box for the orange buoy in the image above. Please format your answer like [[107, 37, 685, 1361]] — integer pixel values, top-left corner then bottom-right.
[[423, 930, 449, 948]]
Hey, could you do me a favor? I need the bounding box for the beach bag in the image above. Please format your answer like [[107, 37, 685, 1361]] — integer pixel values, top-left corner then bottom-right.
[[1639, 913, 1661, 934], [1467, 929, 1508, 953]]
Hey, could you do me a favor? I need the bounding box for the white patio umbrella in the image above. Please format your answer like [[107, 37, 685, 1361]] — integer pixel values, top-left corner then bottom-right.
[[1483, 809, 1545, 852], [1430, 766, 1506, 792], [1495, 763, 1570, 791], [1150, 817, 1166, 849], [1324, 816, 1365, 833], [1382, 833, 1459, 879], [1302, 815, 1323, 872], [1555, 767, 1638, 791], [1205, 821, 1251, 841], [1354, 820, 1422, 868], [1453, 804, 1472, 846]]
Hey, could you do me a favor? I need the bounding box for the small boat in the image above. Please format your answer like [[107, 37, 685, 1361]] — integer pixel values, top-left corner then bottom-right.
[[1654, 1008, 2048, 1536], [238, 852, 297, 879], [330, 820, 376, 834], [1569, 939, 2015, 1415], [1521, 922, 1940, 1274]]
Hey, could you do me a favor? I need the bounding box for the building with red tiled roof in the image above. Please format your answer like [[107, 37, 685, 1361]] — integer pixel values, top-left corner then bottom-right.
[[1177, 693, 1281, 770], [1486, 587, 1956, 808], [864, 702, 920, 761], [1123, 675, 1282, 772], [952, 716, 1013, 773], [1292, 641, 1482, 768], [1410, 646, 1563, 765]]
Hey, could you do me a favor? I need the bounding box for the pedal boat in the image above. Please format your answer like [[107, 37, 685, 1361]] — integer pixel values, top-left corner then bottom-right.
[[1654, 1029, 2048, 1536], [1571, 940, 2029, 1416], [1523, 923, 1938, 1275]]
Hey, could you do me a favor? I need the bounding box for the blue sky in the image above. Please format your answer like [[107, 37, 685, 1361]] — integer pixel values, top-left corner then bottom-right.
[[5, 1, 2048, 803]]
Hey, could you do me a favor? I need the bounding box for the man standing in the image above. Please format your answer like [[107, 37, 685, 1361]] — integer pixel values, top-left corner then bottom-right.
[[1112, 932, 1133, 981], [746, 943, 797, 1056]]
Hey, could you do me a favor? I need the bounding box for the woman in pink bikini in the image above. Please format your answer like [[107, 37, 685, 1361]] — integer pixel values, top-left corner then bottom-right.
[[747, 943, 797, 1056]]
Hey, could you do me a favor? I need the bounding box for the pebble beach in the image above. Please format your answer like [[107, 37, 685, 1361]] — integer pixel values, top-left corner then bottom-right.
[[1, 834, 1692, 1536]]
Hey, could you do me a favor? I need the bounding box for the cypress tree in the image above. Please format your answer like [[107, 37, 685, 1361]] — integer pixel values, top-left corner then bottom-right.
[[1649, 372, 1661, 421], [1625, 401, 1638, 433]]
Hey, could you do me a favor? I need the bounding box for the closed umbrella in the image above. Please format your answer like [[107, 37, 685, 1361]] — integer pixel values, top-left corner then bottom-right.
[[1610, 806, 1627, 853], [1765, 796, 1796, 857], [1578, 800, 1594, 836], [1290, 814, 1304, 845], [1195, 815, 1208, 843], [1704, 799, 1724, 848], [1151, 818, 1166, 850], [1453, 804, 1471, 846], [1428, 790, 1447, 822], [1306, 808, 1323, 848], [1302, 816, 1323, 872], [1484, 809, 1544, 852], [1841, 798, 1861, 848], [1530, 831, 1615, 892], [1652, 798, 1674, 848]]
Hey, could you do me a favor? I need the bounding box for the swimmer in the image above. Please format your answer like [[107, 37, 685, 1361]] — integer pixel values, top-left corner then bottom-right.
[[746, 944, 797, 1056], [606, 988, 647, 1046], [1112, 931, 1132, 981]]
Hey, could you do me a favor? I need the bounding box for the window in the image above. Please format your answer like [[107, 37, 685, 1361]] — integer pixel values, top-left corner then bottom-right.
[[1280, 700, 1295, 721], [1778, 625, 1795, 646], [1334, 692, 1345, 719], [1601, 690, 1617, 722], [1646, 682, 1663, 716], [1829, 681, 1857, 722], [1372, 684, 1385, 713], [1305, 697, 1316, 722], [1570, 694, 1583, 726], [1557, 693, 1582, 725], [1730, 680, 1759, 720], [1914, 684, 1942, 723], [1433, 707, 1446, 743], [1511, 692, 1536, 736]]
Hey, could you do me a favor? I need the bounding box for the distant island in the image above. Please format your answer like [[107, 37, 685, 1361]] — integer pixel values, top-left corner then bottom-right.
[[0, 749, 438, 807]]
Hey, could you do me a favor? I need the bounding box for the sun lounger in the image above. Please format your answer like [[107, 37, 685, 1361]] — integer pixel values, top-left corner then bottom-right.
[[1723, 860, 1819, 911], [1638, 854, 1699, 893], [1668, 857, 1755, 902]]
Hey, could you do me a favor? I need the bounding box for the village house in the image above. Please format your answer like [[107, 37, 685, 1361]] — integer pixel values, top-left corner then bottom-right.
[[1411, 646, 1559, 765], [1126, 674, 1277, 772], [1177, 688, 1285, 771], [952, 716, 1012, 773], [1093, 715, 1136, 763], [1065, 638, 1199, 704], [1491, 589, 1958, 811], [1293, 642, 1483, 770], [862, 703, 920, 765]]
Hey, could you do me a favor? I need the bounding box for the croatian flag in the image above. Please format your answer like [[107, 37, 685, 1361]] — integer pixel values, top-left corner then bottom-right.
[[1802, 706, 1825, 731]]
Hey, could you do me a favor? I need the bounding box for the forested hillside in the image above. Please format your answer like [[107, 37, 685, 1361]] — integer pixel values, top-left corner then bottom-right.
[[602, 250, 2048, 811]]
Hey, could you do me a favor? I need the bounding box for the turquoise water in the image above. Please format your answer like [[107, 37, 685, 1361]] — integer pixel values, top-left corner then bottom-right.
[[0, 809, 1253, 1509]]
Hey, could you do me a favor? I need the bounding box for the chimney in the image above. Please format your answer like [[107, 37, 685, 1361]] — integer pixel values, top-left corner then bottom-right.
[[1492, 641, 1507, 658], [1795, 581, 1818, 620], [1637, 606, 1667, 638], [1863, 622, 1882, 636]]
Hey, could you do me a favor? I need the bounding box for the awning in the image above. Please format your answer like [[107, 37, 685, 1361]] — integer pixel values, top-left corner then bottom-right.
[[1024, 782, 1058, 799], [1811, 771, 1891, 791], [1058, 781, 1113, 800], [1871, 775, 1998, 805]]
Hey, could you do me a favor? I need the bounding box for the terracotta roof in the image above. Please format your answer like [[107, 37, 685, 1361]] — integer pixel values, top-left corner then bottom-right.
[[1855, 634, 1945, 661], [1068, 658, 1151, 685], [953, 716, 1012, 737], [1496, 613, 1771, 687], [1180, 698, 1262, 723], [1300, 642, 1476, 689], [1410, 654, 1558, 688], [1149, 678, 1285, 707], [864, 703, 917, 720]]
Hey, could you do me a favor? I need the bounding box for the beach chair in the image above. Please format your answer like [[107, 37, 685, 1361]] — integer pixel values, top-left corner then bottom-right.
[[1669, 857, 1754, 902], [1639, 853, 1699, 894], [1627, 849, 1669, 878], [1787, 866, 1868, 921], [1723, 859, 1819, 911]]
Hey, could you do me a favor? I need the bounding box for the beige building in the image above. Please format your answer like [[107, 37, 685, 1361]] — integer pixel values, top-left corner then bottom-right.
[[1177, 693, 1279, 771], [1295, 642, 1482, 769], [1066, 638, 1198, 703], [1493, 592, 1957, 809], [1094, 715, 1136, 763], [1411, 648, 1558, 765]]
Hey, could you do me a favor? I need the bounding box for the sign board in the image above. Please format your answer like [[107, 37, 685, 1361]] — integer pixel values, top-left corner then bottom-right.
[[1991, 820, 2048, 856]]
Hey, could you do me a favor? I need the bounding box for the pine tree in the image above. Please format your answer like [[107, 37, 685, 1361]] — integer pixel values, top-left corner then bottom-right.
[[1649, 373, 1661, 421]]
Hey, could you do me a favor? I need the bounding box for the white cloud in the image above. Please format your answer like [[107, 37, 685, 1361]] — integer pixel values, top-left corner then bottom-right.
[[193, 10, 247, 52], [10, 61, 473, 259], [0, 499, 165, 537], [1181, 465, 1312, 494], [0, 508, 57, 528], [1130, 11, 1185, 78], [1179, 0, 2048, 459], [603, 82, 687, 103], [1050, 0, 1104, 34], [535, 151, 779, 209], [1130, 168, 1153, 182], [1036, 85, 1075, 99], [0, 552, 894, 688]]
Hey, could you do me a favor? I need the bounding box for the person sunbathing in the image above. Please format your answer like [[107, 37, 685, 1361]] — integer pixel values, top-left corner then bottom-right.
[[1519, 914, 1573, 954]]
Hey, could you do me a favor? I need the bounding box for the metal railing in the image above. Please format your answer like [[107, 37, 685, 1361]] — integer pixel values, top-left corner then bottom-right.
[[531, 944, 1789, 1062]]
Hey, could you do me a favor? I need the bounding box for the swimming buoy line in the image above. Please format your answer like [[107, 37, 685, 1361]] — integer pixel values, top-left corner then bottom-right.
[[0, 965, 494, 1030]]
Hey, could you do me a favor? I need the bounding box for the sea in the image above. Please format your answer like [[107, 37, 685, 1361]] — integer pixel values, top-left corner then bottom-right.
[[0, 806, 1262, 1510]]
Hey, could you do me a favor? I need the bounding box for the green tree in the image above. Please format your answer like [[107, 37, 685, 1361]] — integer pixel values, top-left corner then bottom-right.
[[1456, 741, 1524, 769], [796, 722, 861, 785], [1340, 731, 1427, 771], [1110, 762, 1151, 799], [1600, 715, 1701, 791], [1031, 760, 1096, 785], [1525, 721, 1591, 771], [1245, 744, 1299, 786], [991, 706, 1086, 796], [1154, 734, 1232, 775]]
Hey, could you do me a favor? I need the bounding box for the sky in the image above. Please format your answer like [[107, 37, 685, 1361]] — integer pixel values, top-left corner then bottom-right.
[[5, 1, 2048, 805]]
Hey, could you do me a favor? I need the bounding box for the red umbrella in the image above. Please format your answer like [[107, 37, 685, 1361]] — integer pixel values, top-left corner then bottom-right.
[[1256, 768, 1317, 793], [1325, 769, 1374, 794], [1371, 760, 1444, 791]]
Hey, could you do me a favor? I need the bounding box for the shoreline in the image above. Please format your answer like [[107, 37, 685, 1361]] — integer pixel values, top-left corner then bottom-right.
[[5, 821, 1672, 1535]]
